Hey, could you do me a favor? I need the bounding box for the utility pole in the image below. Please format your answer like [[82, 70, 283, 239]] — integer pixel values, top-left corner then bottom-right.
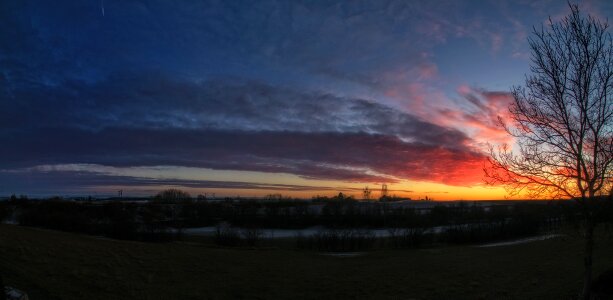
[[380, 184, 388, 198], [362, 186, 371, 200]]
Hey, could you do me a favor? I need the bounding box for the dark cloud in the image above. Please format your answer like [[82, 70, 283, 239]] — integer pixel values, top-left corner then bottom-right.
[[1, 0, 559, 97], [0, 126, 486, 185], [2, 72, 470, 146], [0, 169, 378, 196], [3, 0, 530, 194], [1, 32, 484, 185]]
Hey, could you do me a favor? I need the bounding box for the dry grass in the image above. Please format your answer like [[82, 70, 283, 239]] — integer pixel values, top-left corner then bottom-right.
[[0, 224, 612, 299]]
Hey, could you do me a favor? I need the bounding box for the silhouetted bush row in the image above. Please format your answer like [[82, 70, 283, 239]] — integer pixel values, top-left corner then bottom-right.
[[211, 222, 267, 247], [387, 228, 429, 248], [174, 199, 585, 230], [2, 196, 610, 246], [0, 201, 11, 223], [9, 199, 181, 242], [295, 228, 377, 252], [297, 227, 430, 250], [441, 218, 540, 244]]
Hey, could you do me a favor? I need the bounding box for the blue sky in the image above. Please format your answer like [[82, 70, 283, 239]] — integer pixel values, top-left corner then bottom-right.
[[1, 0, 612, 198]]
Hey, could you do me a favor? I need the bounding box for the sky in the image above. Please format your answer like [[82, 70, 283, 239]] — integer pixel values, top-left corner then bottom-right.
[[2, 0, 613, 199]]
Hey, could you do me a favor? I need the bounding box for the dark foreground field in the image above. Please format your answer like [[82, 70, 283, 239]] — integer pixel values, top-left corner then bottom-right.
[[0, 225, 612, 299]]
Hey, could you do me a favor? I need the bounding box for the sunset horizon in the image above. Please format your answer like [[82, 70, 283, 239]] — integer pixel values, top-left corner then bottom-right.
[[3, 1, 611, 199], [2, 1, 613, 299]]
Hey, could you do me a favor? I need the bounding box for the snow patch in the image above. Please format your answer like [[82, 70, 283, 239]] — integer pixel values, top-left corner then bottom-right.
[[476, 234, 563, 248], [320, 252, 365, 257]]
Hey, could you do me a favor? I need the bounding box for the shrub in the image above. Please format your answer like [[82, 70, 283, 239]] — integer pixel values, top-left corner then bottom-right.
[[241, 227, 264, 247], [387, 228, 426, 248], [441, 218, 540, 245], [153, 189, 191, 203], [214, 222, 241, 246], [296, 228, 376, 252], [592, 268, 613, 298], [0, 201, 10, 223]]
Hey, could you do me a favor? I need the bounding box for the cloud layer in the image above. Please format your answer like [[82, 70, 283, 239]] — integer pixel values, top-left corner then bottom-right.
[[4, 0, 608, 195], [1, 73, 487, 186]]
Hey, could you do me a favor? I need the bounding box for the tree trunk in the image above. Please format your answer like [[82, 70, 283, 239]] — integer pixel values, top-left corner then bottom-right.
[[0, 274, 5, 300], [581, 216, 595, 300]]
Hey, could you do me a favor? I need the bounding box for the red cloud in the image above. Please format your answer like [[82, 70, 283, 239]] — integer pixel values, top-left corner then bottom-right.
[[3, 127, 490, 186], [438, 86, 514, 147], [376, 144, 489, 186]]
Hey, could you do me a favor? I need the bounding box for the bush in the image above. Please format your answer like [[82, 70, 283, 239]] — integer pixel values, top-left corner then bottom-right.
[[102, 202, 139, 240], [387, 228, 427, 248], [0, 201, 10, 223], [138, 202, 176, 242], [296, 228, 376, 252], [241, 227, 264, 247], [214, 222, 241, 246], [592, 268, 613, 298], [153, 189, 191, 203], [441, 218, 540, 245]]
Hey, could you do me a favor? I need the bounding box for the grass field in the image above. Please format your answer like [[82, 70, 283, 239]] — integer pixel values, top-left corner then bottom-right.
[[0, 224, 612, 299]]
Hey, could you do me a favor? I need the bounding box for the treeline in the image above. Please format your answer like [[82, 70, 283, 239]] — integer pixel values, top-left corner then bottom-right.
[[3, 198, 181, 242], [1, 193, 611, 248], [177, 199, 573, 229]]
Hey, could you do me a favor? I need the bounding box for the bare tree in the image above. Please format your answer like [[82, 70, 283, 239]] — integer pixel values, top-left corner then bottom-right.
[[0, 274, 5, 300], [153, 188, 192, 203], [485, 4, 613, 299]]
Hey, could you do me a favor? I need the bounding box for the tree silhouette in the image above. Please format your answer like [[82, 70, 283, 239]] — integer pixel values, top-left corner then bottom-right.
[[0, 274, 5, 300], [153, 189, 191, 203], [485, 4, 613, 299]]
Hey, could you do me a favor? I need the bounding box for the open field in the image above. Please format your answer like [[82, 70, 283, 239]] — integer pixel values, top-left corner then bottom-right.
[[1, 225, 612, 299]]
